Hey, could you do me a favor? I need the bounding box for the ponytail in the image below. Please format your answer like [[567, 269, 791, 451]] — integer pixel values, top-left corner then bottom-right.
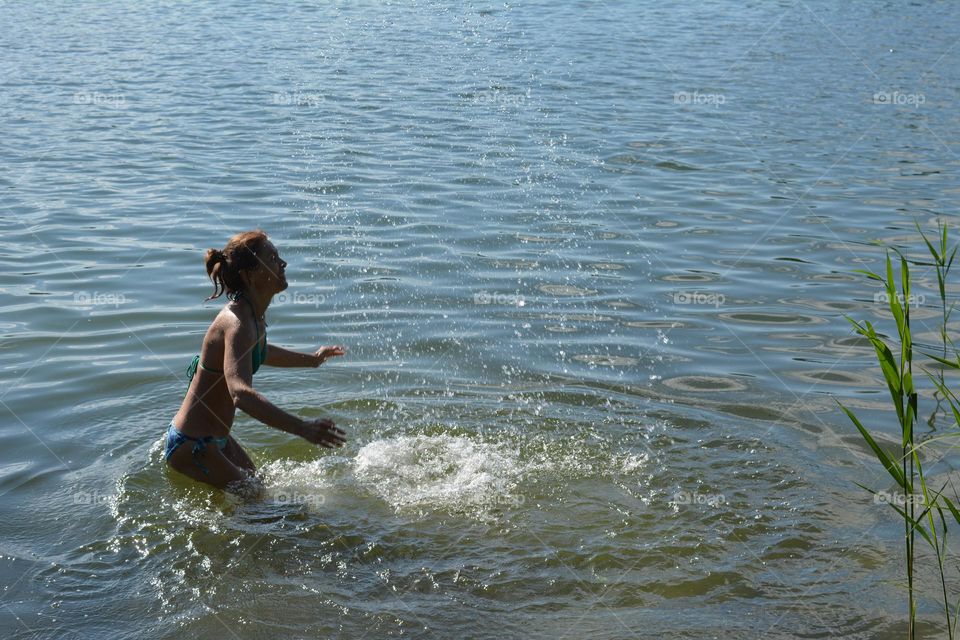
[[203, 230, 269, 301]]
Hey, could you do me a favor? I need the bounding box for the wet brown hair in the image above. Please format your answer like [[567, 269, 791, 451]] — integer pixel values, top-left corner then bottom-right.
[[204, 229, 270, 301]]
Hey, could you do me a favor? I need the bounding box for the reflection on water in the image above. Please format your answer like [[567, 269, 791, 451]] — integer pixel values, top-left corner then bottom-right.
[[3, 0, 960, 637], [662, 375, 747, 393]]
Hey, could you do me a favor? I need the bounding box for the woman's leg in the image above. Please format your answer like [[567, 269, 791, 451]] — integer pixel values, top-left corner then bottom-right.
[[166, 440, 252, 491], [223, 435, 256, 473]]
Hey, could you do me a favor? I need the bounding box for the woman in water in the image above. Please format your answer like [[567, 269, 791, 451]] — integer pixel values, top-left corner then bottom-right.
[[165, 230, 346, 492]]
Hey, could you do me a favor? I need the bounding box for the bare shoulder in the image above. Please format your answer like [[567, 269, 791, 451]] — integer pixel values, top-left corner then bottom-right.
[[215, 301, 255, 341], [199, 304, 244, 349]]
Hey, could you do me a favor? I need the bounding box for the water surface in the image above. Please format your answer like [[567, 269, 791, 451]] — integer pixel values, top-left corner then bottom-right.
[[2, 1, 959, 638]]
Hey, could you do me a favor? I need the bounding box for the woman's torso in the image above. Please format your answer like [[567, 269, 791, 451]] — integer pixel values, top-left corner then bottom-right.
[[173, 302, 265, 437]]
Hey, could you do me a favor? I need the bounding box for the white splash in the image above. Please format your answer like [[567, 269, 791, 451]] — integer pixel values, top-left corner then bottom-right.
[[225, 433, 651, 516], [353, 434, 524, 513], [255, 457, 346, 511]]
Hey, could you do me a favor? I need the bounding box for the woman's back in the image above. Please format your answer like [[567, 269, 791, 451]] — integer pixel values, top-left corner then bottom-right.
[[174, 304, 254, 438]]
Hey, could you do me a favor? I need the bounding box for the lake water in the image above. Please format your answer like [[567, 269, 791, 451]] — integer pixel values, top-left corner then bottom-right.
[[2, 1, 959, 638]]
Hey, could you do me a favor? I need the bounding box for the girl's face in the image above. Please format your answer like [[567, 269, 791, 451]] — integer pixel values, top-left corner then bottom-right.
[[245, 240, 288, 294]]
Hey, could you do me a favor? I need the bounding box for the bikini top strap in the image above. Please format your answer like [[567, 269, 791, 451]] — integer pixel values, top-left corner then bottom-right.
[[187, 354, 200, 382]]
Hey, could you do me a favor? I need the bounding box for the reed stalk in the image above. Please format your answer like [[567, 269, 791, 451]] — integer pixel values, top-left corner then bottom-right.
[[841, 223, 960, 639]]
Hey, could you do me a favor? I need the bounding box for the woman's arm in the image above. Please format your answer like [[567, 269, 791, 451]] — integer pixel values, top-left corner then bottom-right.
[[264, 344, 319, 368], [223, 321, 305, 435], [222, 322, 347, 447], [264, 343, 347, 368]]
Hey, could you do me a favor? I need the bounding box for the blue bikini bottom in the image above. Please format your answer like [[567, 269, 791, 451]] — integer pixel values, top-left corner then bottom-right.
[[164, 421, 228, 476]]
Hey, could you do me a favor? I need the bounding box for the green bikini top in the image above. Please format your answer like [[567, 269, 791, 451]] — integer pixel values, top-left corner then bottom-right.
[[187, 292, 268, 382]]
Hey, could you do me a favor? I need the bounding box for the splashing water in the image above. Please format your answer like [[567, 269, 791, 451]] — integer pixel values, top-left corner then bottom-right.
[[354, 434, 525, 514]]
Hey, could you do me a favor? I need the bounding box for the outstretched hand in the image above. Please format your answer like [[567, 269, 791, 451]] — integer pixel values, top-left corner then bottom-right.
[[299, 418, 346, 448], [314, 345, 346, 367]]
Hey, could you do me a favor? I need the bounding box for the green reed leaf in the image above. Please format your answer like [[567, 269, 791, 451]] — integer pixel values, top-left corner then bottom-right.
[[838, 402, 906, 489]]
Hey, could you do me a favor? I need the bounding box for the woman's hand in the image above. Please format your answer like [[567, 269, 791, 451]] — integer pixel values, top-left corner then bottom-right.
[[298, 418, 346, 448], [313, 345, 346, 367]]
